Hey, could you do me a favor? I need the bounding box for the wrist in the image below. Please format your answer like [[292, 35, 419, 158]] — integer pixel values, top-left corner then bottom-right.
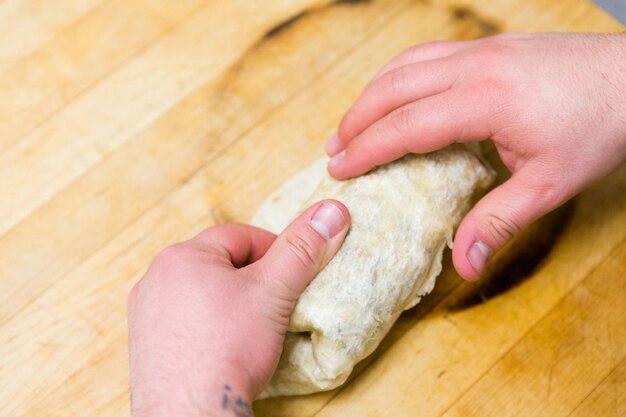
[[216, 382, 255, 417], [132, 383, 254, 417], [131, 361, 255, 417]]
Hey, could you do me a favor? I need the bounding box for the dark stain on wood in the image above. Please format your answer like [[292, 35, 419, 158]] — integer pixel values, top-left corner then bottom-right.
[[264, 0, 375, 40], [264, 11, 308, 39], [450, 202, 574, 311], [451, 6, 501, 37], [334, 0, 372, 5]]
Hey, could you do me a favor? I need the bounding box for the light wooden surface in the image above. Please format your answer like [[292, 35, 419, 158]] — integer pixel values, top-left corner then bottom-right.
[[1, 0, 624, 416]]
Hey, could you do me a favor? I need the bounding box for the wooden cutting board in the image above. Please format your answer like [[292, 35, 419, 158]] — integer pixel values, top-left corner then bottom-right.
[[0, 0, 624, 416]]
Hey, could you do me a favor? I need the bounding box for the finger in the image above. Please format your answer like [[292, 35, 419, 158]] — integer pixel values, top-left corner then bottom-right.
[[371, 40, 480, 82], [451, 166, 566, 280], [189, 223, 277, 268], [326, 33, 530, 156], [328, 88, 494, 179], [325, 41, 476, 157], [331, 57, 459, 155], [250, 199, 350, 303], [370, 33, 530, 82]]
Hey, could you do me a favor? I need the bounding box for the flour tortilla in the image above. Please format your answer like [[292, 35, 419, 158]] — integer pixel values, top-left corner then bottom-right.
[[252, 145, 494, 397]]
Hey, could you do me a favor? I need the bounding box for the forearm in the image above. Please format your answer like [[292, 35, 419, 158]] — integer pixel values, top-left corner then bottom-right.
[[128, 311, 256, 417]]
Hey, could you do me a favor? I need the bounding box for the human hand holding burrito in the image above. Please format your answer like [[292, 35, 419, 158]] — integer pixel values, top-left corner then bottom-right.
[[325, 32, 626, 280], [128, 201, 350, 417]]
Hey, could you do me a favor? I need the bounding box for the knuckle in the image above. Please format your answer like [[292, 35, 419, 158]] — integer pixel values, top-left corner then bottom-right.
[[285, 232, 319, 270], [482, 212, 521, 247], [465, 74, 516, 114], [482, 76, 511, 99], [475, 42, 514, 60], [155, 243, 190, 264], [263, 271, 300, 305], [193, 227, 220, 243], [400, 40, 450, 59], [399, 44, 421, 60], [421, 40, 455, 55], [150, 243, 198, 276], [389, 105, 416, 135], [488, 32, 516, 41], [382, 67, 407, 96], [463, 43, 515, 77], [525, 177, 566, 212], [158, 242, 189, 258]]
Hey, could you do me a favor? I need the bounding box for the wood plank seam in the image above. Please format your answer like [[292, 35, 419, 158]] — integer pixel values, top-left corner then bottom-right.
[[17, 211, 217, 410], [0, 0, 106, 69], [0, 0, 343, 238], [0, 0, 508, 240], [304, 240, 624, 416], [0, 0, 413, 328], [564, 355, 626, 417], [307, 279, 465, 416], [0, 0, 211, 157], [305, 227, 626, 416], [434, 236, 626, 417], [0, 179, 192, 328], [0, 0, 318, 237], [3, 2, 624, 414]]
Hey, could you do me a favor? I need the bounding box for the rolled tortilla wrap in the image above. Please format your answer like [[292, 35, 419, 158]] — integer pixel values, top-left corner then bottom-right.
[[252, 145, 494, 397]]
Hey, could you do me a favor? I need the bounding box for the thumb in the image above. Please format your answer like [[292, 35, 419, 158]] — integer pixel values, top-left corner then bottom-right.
[[254, 199, 350, 302], [452, 167, 564, 281]]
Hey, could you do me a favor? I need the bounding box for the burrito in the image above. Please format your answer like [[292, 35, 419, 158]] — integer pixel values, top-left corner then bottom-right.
[[252, 145, 495, 397]]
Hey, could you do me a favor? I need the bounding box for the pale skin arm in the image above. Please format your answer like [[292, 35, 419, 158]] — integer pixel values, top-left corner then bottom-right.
[[128, 200, 349, 417], [326, 32, 626, 280]]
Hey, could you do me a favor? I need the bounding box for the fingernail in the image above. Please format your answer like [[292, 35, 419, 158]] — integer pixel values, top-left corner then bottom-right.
[[466, 241, 492, 275], [310, 202, 346, 240], [325, 133, 344, 156], [329, 150, 345, 168]]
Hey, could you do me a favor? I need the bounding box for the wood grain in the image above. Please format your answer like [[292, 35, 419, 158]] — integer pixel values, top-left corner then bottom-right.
[[568, 357, 626, 417], [0, 0, 207, 152], [0, 0, 103, 72], [0, 0, 623, 416]]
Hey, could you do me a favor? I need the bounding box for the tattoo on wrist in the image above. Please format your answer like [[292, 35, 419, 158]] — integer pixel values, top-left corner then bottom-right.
[[221, 384, 252, 417]]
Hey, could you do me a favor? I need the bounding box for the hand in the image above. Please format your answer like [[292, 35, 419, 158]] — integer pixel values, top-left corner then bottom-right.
[[128, 200, 350, 417], [325, 32, 626, 280]]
